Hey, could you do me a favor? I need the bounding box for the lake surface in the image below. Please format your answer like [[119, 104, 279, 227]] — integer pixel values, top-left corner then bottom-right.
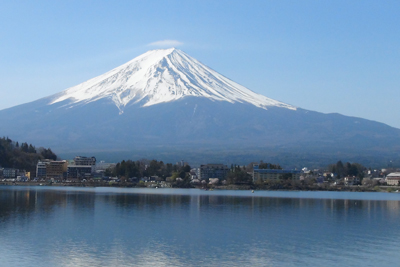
[[1, 186, 400, 266]]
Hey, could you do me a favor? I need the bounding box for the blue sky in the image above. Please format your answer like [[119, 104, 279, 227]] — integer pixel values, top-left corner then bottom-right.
[[1, 0, 399, 128]]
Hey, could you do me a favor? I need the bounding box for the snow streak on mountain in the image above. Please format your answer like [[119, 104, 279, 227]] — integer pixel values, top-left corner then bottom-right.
[[50, 48, 296, 113]]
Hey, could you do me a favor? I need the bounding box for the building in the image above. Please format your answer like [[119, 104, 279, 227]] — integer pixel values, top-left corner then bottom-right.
[[74, 156, 96, 166], [3, 168, 18, 178], [386, 173, 400, 185], [62, 156, 97, 180], [199, 164, 229, 180], [252, 164, 301, 182], [67, 165, 93, 180], [46, 160, 68, 179], [36, 160, 52, 178], [96, 161, 116, 171], [344, 176, 360, 186]]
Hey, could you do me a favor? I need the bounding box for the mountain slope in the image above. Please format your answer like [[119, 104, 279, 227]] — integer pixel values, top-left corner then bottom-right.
[[49, 48, 295, 113], [0, 48, 399, 167]]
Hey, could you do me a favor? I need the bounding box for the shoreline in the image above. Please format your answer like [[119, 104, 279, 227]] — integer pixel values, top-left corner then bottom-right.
[[1, 181, 399, 193]]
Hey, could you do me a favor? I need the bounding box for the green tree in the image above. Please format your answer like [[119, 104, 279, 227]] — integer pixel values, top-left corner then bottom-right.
[[40, 148, 57, 160], [336, 161, 345, 178], [281, 173, 293, 180], [258, 162, 282, 170], [226, 169, 252, 185], [182, 165, 191, 173]]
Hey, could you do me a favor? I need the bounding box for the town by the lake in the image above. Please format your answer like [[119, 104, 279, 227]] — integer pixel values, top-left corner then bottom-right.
[[2, 153, 400, 193]]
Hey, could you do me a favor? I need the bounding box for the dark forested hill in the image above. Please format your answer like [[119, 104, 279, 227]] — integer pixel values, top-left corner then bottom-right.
[[0, 137, 57, 173]]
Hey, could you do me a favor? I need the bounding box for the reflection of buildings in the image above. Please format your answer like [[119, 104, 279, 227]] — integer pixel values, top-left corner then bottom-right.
[[385, 200, 400, 215]]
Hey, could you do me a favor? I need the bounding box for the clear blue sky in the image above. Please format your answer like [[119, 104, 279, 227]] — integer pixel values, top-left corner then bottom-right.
[[1, 0, 399, 128]]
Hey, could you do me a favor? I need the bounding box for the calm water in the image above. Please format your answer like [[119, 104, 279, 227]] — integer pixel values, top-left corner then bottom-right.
[[1, 186, 400, 267]]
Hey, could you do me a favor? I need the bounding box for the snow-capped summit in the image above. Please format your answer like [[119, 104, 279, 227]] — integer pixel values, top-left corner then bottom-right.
[[1, 48, 399, 165], [50, 48, 295, 113]]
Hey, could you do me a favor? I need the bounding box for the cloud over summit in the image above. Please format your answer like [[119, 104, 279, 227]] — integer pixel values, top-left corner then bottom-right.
[[148, 40, 183, 48]]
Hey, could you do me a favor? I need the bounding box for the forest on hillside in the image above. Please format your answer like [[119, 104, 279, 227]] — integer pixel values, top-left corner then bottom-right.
[[0, 137, 57, 174]]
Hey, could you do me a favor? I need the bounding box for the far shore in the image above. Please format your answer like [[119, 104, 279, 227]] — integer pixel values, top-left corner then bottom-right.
[[1, 181, 399, 193]]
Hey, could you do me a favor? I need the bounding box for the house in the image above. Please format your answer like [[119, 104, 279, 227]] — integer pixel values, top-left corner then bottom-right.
[[344, 176, 360, 186]]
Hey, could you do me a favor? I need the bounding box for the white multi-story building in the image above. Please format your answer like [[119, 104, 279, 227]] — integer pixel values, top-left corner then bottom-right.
[[386, 173, 400, 186], [74, 156, 96, 166]]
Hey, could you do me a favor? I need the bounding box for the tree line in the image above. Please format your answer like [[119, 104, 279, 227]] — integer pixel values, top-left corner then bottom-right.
[[327, 160, 366, 178], [103, 160, 287, 186], [105, 159, 191, 180], [0, 137, 57, 174]]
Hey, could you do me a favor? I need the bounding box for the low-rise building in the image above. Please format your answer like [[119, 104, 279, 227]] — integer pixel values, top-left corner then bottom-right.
[[96, 161, 115, 171], [386, 173, 400, 186], [16, 176, 29, 182], [160, 181, 172, 188], [252, 164, 301, 182], [67, 165, 93, 180], [199, 164, 229, 180], [3, 168, 18, 178], [344, 176, 360, 186]]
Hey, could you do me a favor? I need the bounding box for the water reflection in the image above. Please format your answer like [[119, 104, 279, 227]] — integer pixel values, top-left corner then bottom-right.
[[1, 186, 400, 266]]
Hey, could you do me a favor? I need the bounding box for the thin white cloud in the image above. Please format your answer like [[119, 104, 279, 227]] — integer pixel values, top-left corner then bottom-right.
[[148, 40, 183, 47]]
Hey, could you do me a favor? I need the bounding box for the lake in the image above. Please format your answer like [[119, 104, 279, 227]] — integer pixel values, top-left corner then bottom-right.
[[1, 186, 400, 266]]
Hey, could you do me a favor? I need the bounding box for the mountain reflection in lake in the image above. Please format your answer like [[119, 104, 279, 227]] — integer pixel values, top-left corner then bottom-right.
[[1, 186, 400, 267]]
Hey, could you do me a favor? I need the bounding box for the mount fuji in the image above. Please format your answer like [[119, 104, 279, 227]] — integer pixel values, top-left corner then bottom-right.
[[1, 48, 399, 166], [50, 48, 295, 113]]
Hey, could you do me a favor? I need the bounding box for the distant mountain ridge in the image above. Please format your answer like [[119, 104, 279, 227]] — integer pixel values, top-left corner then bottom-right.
[[0, 48, 399, 167]]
